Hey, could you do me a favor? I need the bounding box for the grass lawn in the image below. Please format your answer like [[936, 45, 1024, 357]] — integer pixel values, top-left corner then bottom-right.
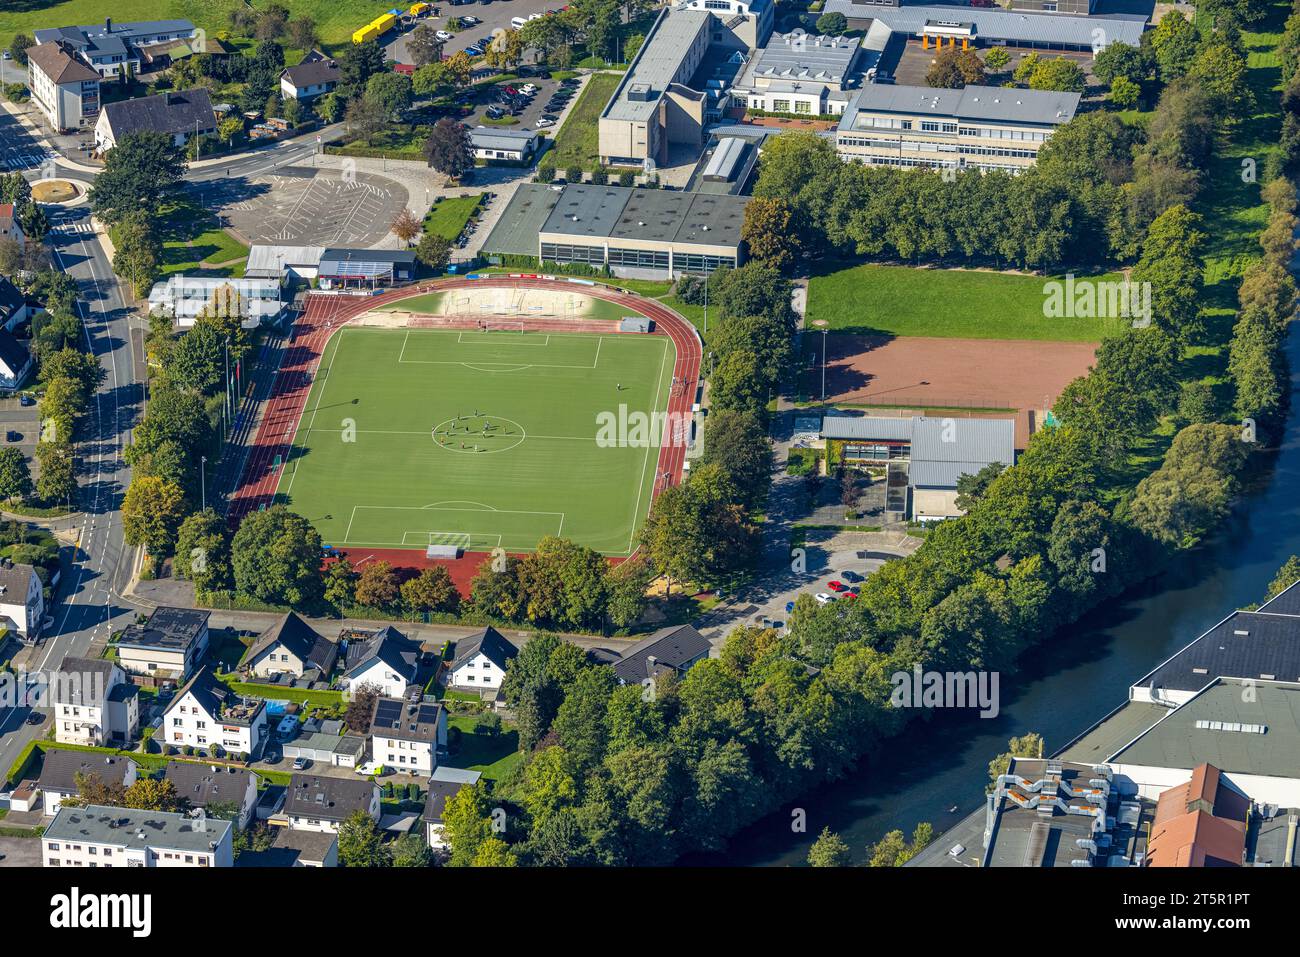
[[806, 264, 1128, 341], [274, 326, 674, 556], [423, 193, 484, 242], [153, 200, 250, 277], [330, 123, 431, 160], [448, 715, 522, 782], [1, 1, 426, 52], [219, 679, 345, 710], [546, 72, 623, 170]]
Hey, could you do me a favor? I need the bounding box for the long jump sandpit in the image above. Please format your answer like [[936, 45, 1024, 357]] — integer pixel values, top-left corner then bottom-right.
[[817, 335, 1099, 447]]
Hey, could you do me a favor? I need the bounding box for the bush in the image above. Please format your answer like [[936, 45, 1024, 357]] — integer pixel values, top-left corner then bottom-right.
[[618, 169, 635, 187], [565, 164, 582, 182], [589, 165, 608, 185], [536, 162, 556, 183]]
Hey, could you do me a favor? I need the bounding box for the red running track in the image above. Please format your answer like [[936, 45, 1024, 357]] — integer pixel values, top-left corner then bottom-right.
[[226, 277, 703, 585]]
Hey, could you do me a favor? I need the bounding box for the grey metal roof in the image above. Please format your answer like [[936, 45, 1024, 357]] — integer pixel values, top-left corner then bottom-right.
[[820, 414, 914, 441], [541, 184, 632, 239], [823, 2, 1147, 48], [1258, 578, 1300, 616], [45, 804, 231, 854], [540, 184, 750, 248], [244, 244, 325, 277], [1134, 610, 1300, 696], [52, 656, 117, 708], [469, 126, 539, 151], [602, 8, 712, 123], [1109, 679, 1300, 779], [741, 32, 860, 88], [38, 751, 137, 794], [909, 415, 1014, 487], [481, 183, 563, 257], [840, 83, 1079, 130], [984, 759, 1108, 867]]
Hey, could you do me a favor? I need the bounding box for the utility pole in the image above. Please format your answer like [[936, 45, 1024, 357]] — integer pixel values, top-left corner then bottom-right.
[[200, 455, 207, 511]]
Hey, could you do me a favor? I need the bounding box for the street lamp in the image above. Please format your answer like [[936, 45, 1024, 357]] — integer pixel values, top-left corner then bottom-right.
[[813, 319, 829, 404], [200, 455, 207, 511]]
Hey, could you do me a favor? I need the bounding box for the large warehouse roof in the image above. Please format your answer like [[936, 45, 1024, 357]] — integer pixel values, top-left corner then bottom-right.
[[841, 83, 1080, 129], [537, 184, 750, 249], [821, 2, 1147, 48], [481, 184, 564, 257]]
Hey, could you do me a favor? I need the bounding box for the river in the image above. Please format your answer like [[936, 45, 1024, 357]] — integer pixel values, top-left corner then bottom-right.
[[702, 329, 1300, 867]]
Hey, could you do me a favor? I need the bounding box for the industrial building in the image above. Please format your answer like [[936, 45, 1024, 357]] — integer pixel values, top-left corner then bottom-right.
[[598, 2, 772, 166], [482, 183, 750, 277], [733, 31, 864, 117], [835, 82, 1079, 173]]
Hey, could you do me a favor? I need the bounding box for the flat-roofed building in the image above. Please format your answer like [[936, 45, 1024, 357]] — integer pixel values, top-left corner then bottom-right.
[[734, 32, 862, 117], [836, 83, 1079, 173], [469, 126, 541, 164], [35, 17, 197, 78], [147, 275, 283, 329], [43, 804, 232, 867], [115, 606, 210, 682], [598, 2, 771, 166]]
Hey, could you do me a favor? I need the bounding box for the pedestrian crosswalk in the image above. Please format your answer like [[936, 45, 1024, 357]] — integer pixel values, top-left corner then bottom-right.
[[0, 148, 57, 171], [53, 221, 94, 236]]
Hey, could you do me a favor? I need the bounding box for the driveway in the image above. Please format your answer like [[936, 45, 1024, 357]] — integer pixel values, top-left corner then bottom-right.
[[0, 834, 44, 867]]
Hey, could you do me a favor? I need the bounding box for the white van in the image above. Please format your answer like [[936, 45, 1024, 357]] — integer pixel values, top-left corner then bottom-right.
[[510, 16, 527, 28]]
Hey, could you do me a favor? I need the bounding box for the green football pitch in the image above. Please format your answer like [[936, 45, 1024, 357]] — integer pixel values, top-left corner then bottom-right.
[[274, 327, 675, 556]]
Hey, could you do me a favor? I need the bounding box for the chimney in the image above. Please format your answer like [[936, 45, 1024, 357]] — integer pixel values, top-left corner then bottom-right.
[[106, 17, 113, 32], [646, 654, 658, 676], [193, 807, 207, 832]]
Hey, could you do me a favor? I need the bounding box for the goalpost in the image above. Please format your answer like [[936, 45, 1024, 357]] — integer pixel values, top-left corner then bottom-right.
[[481, 319, 526, 333]]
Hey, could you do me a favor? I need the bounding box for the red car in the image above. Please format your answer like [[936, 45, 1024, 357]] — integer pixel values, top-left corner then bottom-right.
[[828, 581, 848, 593]]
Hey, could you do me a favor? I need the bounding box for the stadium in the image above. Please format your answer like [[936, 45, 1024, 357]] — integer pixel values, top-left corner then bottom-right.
[[227, 276, 701, 579]]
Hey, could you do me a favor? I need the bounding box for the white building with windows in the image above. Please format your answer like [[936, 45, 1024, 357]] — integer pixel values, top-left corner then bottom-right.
[[446, 626, 518, 692], [835, 83, 1079, 173], [339, 626, 421, 699], [161, 668, 268, 759], [370, 696, 448, 776], [44, 804, 232, 868], [147, 275, 282, 328], [283, 774, 381, 833], [0, 560, 45, 642], [734, 32, 862, 117], [53, 656, 140, 748], [25, 40, 101, 133]]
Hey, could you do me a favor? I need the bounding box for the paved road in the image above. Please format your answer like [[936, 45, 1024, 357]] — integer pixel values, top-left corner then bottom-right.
[[0, 114, 145, 778]]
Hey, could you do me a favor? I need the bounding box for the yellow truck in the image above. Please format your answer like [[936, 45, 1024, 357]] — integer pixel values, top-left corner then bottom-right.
[[352, 23, 380, 43], [370, 12, 398, 34], [409, 2, 431, 17]]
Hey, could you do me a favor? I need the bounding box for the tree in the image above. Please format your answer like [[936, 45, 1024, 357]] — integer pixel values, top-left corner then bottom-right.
[[739, 197, 805, 273], [867, 823, 932, 866], [1028, 57, 1086, 93], [218, 116, 244, 146], [983, 46, 1011, 75], [344, 95, 387, 141], [122, 476, 187, 558], [808, 826, 851, 866], [415, 232, 452, 271], [442, 784, 499, 866], [709, 349, 768, 413], [987, 732, 1045, 791], [1093, 42, 1147, 85], [365, 71, 413, 120], [174, 509, 233, 594], [89, 131, 186, 224], [111, 210, 162, 297], [8, 34, 33, 67], [344, 682, 381, 733], [701, 408, 771, 508], [0, 447, 32, 505], [390, 832, 433, 867], [285, 18, 320, 51], [123, 777, 180, 812], [324, 557, 358, 609], [1149, 10, 1199, 82], [425, 118, 473, 178], [230, 506, 325, 607], [1110, 76, 1141, 108], [927, 47, 985, 89], [815, 11, 848, 35], [407, 23, 445, 68], [355, 560, 400, 609], [605, 555, 653, 628], [338, 39, 388, 99], [1267, 556, 1300, 600], [390, 208, 422, 247], [400, 565, 460, 614], [338, 809, 388, 867], [34, 440, 75, 505]]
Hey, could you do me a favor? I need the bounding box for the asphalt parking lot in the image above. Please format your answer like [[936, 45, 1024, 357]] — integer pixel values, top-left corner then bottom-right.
[[462, 75, 576, 132], [198, 166, 410, 247], [0, 835, 42, 868], [385, 0, 564, 64], [0, 399, 42, 477]]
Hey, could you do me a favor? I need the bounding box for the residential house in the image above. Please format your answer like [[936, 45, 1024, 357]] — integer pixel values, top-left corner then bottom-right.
[[469, 127, 541, 164], [0, 329, 33, 390], [241, 611, 339, 681], [25, 41, 101, 133], [34, 18, 198, 79], [280, 49, 340, 101], [1146, 764, 1248, 868], [423, 766, 480, 849], [0, 559, 45, 642], [340, 625, 421, 698], [94, 87, 216, 153], [446, 626, 517, 693], [52, 655, 140, 747], [43, 804, 233, 868], [0, 204, 25, 249], [0, 277, 31, 332], [254, 827, 339, 866], [115, 605, 210, 682], [611, 623, 711, 685], [37, 751, 139, 816], [370, 694, 448, 776], [163, 762, 260, 830], [161, 667, 268, 759], [283, 773, 381, 833]]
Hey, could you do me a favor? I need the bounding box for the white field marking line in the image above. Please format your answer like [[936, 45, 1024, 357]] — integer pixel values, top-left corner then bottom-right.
[[281, 330, 341, 500], [455, 330, 551, 345], [399, 328, 410, 362], [307, 428, 597, 442], [398, 530, 502, 548], [353, 503, 565, 517], [593, 335, 602, 368], [626, 336, 672, 554]]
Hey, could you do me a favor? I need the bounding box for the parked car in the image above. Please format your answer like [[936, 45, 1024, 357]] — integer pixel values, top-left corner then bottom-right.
[[26, 712, 43, 725], [785, 600, 796, 613], [461, 15, 481, 24], [18, 394, 33, 406], [291, 756, 310, 771], [840, 569, 864, 583], [815, 593, 835, 604], [535, 118, 554, 127]]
